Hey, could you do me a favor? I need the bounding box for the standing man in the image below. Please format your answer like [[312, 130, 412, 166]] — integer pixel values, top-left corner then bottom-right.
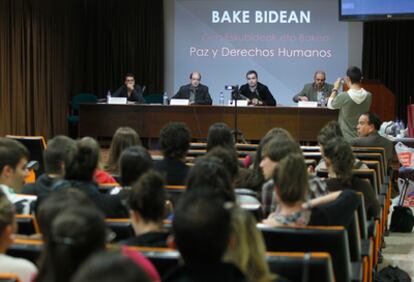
[[172, 72, 212, 105], [292, 71, 333, 104], [239, 70, 276, 106], [112, 73, 145, 103], [327, 66, 372, 141]]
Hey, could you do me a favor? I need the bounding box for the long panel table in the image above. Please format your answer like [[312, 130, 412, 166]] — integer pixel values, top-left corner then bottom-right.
[[79, 103, 338, 142]]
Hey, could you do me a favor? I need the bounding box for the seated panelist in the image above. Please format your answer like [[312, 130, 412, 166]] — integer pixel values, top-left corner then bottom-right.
[[239, 70, 276, 106], [292, 70, 333, 103], [172, 72, 212, 105], [112, 73, 145, 103]]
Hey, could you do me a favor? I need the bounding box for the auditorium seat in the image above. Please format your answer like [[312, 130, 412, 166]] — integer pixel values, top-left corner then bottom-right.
[[6, 135, 46, 176], [105, 218, 134, 241], [15, 214, 40, 235], [259, 225, 360, 282], [68, 93, 97, 137], [266, 252, 335, 282], [0, 274, 21, 282], [7, 239, 42, 264]]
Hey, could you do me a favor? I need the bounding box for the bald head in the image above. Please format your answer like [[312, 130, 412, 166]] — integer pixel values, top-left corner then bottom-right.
[[189, 72, 201, 87]]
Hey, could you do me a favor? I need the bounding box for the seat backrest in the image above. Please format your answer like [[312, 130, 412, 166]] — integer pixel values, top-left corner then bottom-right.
[[0, 274, 21, 282], [353, 151, 386, 180], [259, 225, 351, 282], [7, 239, 42, 264], [364, 160, 383, 187], [266, 252, 335, 282], [353, 169, 379, 195], [144, 94, 163, 104], [355, 192, 368, 239], [71, 93, 97, 111], [105, 218, 134, 241], [15, 214, 40, 235], [126, 246, 180, 276], [347, 212, 362, 262], [6, 135, 46, 176]]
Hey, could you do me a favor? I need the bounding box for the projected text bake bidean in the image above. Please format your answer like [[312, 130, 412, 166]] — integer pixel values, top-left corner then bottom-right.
[[212, 10, 311, 24]]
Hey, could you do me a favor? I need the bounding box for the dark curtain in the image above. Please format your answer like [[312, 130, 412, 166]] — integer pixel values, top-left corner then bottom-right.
[[363, 21, 414, 122], [0, 0, 164, 138]]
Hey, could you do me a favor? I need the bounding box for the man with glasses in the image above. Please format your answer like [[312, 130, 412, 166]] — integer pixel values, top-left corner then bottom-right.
[[172, 71, 212, 105], [112, 73, 145, 103], [239, 70, 276, 106], [292, 71, 333, 105]]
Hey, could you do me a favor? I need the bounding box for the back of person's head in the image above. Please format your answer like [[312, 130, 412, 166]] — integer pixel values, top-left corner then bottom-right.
[[37, 188, 93, 239], [224, 207, 274, 282], [323, 137, 355, 185], [65, 137, 99, 182], [207, 122, 235, 151], [107, 127, 141, 173], [261, 137, 301, 162], [159, 122, 190, 159], [363, 112, 382, 131], [346, 66, 363, 84], [317, 120, 344, 146], [205, 146, 239, 184], [44, 136, 76, 175], [37, 206, 106, 282], [120, 146, 153, 187], [0, 137, 29, 174], [186, 156, 235, 202], [0, 191, 14, 240], [273, 153, 308, 206], [71, 251, 151, 282], [173, 192, 231, 264], [128, 170, 165, 223]]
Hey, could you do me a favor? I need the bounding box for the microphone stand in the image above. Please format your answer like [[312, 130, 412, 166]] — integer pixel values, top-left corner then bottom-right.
[[231, 87, 247, 144]]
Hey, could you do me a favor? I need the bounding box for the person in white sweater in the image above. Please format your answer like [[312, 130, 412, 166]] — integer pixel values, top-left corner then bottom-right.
[[0, 191, 37, 282]]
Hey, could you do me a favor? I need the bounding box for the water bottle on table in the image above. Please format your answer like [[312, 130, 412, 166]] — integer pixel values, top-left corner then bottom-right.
[[219, 91, 225, 106], [163, 92, 169, 105], [107, 90, 111, 103]]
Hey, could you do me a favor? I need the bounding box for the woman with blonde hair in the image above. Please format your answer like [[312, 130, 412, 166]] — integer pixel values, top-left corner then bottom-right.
[[224, 207, 278, 282]]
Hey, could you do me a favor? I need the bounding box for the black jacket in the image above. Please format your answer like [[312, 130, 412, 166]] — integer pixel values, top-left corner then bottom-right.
[[112, 85, 145, 103], [154, 158, 190, 186], [121, 231, 169, 247], [164, 262, 247, 282], [239, 82, 276, 106], [172, 84, 212, 105]]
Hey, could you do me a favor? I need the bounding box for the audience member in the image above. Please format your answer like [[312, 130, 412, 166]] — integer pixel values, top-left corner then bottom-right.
[[186, 156, 235, 202], [36, 206, 107, 282], [123, 170, 168, 247], [119, 146, 153, 187], [263, 153, 359, 227], [316, 120, 367, 172], [0, 138, 30, 197], [207, 122, 235, 151], [106, 127, 142, 175], [65, 137, 127, 218], [71, 251, 152, 282], [243, 128, 293, 191], [0, 191, 37, 282], [165, 193, 246, 282], [323, 137, 381, 219], [224, 207, 278, 282], [22, 136, 76, 210], [259, 137, 301, 216], [351, 112, 394, 168], [155, 122, 190, 185], [328, 66, 372, 141], [37, 188, 93, 240]]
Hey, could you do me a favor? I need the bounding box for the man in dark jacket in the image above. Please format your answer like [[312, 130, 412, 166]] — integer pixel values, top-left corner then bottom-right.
[[239, 70, 276, 106], [172, 72, 212, 105], [164, 192, 246, 282], [112, 73, 145, 103]]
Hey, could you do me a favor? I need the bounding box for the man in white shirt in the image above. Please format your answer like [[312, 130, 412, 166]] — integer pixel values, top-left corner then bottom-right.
[[0, 138, 35, 213], [0, 192, 37, 282]]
